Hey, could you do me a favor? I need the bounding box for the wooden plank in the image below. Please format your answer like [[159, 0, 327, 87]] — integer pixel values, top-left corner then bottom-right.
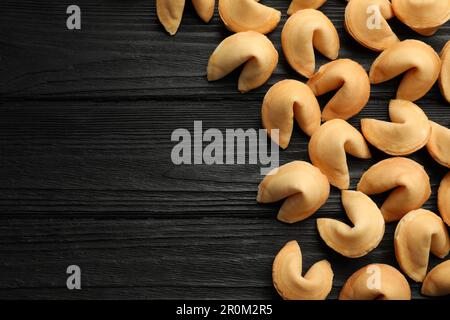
[[0, 0, 448, 99], [0, 0, 449, 300], [0, 99, 446, 299], [0, 100, 447, 218], [0, 218, 437, 299]]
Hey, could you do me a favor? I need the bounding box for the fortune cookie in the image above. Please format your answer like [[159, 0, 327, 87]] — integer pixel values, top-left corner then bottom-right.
[[257, 161, 330, 224], [157, 0, 215, 35], [427, 121, 450, 168], [309, 119, 371, 190], [361, 99, 430, 156], [218, 0, 281, 34], [339, 264, 411, 300], [394, 209, 450, 282], [345, 0, 399, 51], [422, 260, 450, 297], [317, 191, 385, 258], [438, 172, 450, 227], [357, 157, 431, 222], [307, 59, 370, 121], [207, 31, 278, 93], [439, 41, 450, 103], [392, 0, 450, 36], [369, 40, 441, 102], [282, 9, 339, 78], [262, 80, 321, 149], [273, 240, 333, 300]]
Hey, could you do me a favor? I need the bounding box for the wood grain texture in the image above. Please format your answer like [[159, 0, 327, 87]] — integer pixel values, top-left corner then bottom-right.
[[0, 0, 449, 299]]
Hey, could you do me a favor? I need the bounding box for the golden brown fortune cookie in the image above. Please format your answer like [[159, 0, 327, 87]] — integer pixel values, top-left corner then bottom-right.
[[392, 0, 450, 36], [207, 31, 278, 93], [317, 190, 385, 258], [369, 40, 441, 102], [282, 9, 339, 78], [361, 99, 430, 156], [394, 209, 450, 282], [427, 121, 450, 168], [422, 260, 450, 297], [273, 240, 333, 300], [339, 264, 411, 300], [218, 0, 281, 34], [438, 172, 450, 227], [307, 59, 370, 121], [309, 119, 371, 190], [257, 161, 330, 224], [157, 0, 215, 35], [261, 80, 321, 149], [357, 157, 431, 222], [439, 41, 450, 103], [345, 0, 399, 52]]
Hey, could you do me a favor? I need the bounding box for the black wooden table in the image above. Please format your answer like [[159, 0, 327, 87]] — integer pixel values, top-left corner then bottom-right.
[[0, 0, 448, 299]]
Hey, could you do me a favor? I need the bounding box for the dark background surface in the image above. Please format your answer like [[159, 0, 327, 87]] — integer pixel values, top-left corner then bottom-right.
[[0, 0, 448, 299]]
